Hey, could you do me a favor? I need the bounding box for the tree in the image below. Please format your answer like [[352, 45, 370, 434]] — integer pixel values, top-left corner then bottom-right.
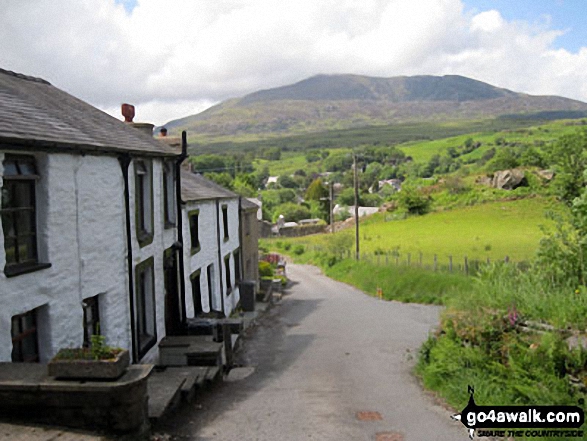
[[305, 178, 328, 201], [397, 185, 431, 215], [323, 152, 353, 172], [271, 203, 311, 223], [233, 175, 256, 197], [486, 147, 519, 172], [205, 172, 233, 189], [278, 174, 297, 189], [545, 129, 587, 204]]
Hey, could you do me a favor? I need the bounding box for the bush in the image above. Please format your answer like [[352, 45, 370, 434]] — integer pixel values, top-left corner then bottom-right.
[[293, 245, 305, 255], [398, 185, 431, 215], [259, 261, 274, 278]]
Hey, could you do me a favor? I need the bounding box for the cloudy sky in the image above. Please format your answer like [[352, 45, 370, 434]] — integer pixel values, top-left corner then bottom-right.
[[1, 0, 586, 126]]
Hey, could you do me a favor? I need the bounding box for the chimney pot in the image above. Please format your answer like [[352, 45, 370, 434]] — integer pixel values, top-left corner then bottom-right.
[[160, 127, 168, 137], [121, 103, 135, 123]]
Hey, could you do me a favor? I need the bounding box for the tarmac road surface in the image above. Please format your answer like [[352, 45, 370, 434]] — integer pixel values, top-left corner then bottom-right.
[[155, 263, 469, 441]]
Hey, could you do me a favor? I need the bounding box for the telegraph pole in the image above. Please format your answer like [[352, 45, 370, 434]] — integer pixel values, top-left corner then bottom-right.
[[329, 181, 334, 234], [353, 153, 360, 260]]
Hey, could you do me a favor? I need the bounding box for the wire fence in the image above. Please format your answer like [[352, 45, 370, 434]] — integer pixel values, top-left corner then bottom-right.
[[307, 245, 526, 276]]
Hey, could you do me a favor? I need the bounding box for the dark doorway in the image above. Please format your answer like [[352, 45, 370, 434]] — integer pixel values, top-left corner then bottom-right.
[[191, 271, 203, 316], [164, 248, 182, 336]]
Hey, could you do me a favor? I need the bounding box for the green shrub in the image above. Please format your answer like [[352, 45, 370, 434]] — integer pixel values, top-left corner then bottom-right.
[[259, 261, 274, 278], [293, 245, 305, 255]]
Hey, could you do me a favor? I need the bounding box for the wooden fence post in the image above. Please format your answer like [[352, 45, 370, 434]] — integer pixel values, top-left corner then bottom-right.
[[385, 252, 389, 265], [419, 252, 423, 267], [449, 255, 453, 272], [464, 256, 469, 276], [434, 254, 438, 271], [505, 256, 509, 263], [407, 253, 411, 267]]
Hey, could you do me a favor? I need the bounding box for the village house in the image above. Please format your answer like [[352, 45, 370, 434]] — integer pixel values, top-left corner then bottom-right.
[[179, 171, 242, 318], [240, 197, 260, 292], [0, 68, 185, 364]]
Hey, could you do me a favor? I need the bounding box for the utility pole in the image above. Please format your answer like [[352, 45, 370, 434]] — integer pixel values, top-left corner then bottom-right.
[[353, 153, 360, 260], [329, 181, 334, 234]]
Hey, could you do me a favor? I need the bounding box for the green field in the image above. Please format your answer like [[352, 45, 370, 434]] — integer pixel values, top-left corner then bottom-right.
[[398, 119, 585, 163], [277, 197, 562, 265]]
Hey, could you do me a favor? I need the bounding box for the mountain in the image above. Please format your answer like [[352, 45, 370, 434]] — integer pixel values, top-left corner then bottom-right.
[[163, 74, 587, 141]]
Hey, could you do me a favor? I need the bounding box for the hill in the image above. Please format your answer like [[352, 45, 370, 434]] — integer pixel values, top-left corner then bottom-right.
[[163, 74, 587, 143]]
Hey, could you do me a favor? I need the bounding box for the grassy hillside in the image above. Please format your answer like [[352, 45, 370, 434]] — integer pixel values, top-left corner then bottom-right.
[[248, 118, 585, 177], [270, 197, 561, 265]]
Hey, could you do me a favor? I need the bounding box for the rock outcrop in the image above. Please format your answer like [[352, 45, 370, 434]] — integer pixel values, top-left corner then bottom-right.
[[491, 169, 527, 190]]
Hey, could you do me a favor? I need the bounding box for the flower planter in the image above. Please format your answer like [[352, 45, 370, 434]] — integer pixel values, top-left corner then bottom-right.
[[48, 349, 130, 380]]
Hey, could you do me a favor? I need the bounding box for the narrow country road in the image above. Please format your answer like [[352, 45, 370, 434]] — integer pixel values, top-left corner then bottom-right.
[[156, 264, 469, 441]]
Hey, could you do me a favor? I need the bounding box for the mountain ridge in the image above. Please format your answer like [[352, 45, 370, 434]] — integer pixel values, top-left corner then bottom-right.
[[162, 74, 587, 141]]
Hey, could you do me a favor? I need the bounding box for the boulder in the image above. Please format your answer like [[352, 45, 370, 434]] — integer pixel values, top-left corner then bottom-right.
[[491, 169, 526, 190], [536, 169, 555, 181]]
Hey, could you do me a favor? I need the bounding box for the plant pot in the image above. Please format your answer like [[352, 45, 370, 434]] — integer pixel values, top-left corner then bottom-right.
[[48, 349, 130, 380]]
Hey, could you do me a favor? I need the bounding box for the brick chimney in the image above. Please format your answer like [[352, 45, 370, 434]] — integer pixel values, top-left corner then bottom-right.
[[122, 103, 154, 136]]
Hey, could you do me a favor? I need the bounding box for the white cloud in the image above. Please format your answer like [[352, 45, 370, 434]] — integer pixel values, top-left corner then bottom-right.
[[1, 0, 587, 126]]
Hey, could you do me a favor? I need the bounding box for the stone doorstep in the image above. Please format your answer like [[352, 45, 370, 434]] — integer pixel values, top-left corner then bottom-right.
[[159, 336, 223, 367], [148, 366, 222, 416], [147, 370, 186, 421]]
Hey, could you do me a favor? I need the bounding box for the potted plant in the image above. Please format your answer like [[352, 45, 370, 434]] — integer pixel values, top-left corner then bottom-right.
[[48, 334, 130, 380]]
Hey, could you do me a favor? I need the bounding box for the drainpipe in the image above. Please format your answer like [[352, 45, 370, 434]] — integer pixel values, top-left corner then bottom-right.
[[238, 197, 244, 284], [175, 132, 188, 329], [118, 154, 137, 363], [216, 199, 225, 316]]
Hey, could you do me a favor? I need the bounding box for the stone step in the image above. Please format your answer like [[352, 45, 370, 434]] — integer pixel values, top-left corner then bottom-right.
[[147, 369, 186, 421], [159, 336, 223, 367], [163, 366, 209, 403], [204, 366, 221, 383]]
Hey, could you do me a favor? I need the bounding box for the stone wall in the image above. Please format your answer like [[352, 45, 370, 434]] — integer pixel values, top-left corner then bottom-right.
[[0, 363, 152, 439], [276, 224, 326, 238]]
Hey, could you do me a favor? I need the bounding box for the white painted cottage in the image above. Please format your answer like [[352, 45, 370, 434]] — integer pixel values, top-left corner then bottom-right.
[[0, 68, 186, 364], [180, 171, 241, 318]]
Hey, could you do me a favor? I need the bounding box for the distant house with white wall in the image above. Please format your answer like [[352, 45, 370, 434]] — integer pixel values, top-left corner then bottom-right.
[[0, 68, 185, 365], [180, 171, 241, 319]]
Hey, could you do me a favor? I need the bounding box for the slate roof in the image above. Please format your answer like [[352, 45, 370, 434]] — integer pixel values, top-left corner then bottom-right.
[[181, 170, 238, 202], [0, 68, 176, 157], [241, 197, 260, 211]]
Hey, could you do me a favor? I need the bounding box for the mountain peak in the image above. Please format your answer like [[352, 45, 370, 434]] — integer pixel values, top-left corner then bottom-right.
[[238, 74, 518, 104]]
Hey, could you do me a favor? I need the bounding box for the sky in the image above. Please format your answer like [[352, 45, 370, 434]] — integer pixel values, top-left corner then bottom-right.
[[1, 0, 587, 126]]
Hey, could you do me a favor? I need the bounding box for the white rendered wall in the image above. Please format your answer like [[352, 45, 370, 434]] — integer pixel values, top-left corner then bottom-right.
[[220, 199, 241, 315], [0, 152, 129, 362], [183, 197, 241, 318], [129, 158, 177, 364], [0, 152, 177, 364]]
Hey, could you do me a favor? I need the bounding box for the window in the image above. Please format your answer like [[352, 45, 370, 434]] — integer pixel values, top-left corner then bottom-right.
[[1, 155, 49, 277], [233, 249, 241, 283], [82, 296, 100, 347], [135, 258, 156, 359], [191, 270, 202, 316], [188, 209, 200, 254], [134, 160, 153, 247], [222, 205, 229, 240], [207, 264, 215, 312], [163, 162, 175, 228], [224, 254, 232, 295], [11, 309, 39, 362]]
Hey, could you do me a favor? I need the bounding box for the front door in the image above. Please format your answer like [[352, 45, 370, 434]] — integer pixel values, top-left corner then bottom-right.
[[164, 248, 181, 336]]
